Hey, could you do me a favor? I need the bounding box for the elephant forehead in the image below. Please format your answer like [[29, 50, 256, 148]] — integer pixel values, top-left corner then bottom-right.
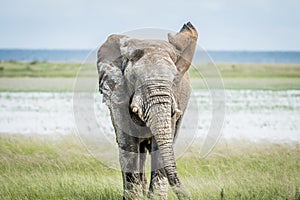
[[140, 53, 176, 68], [120, 38, 178, 61]]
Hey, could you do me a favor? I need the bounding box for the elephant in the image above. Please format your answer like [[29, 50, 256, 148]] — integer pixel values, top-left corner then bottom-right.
[[97, 22, 198, 199]]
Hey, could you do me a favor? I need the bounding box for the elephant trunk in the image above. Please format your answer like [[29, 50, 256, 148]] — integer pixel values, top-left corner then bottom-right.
[[147, 103, 180, 186], [140, 81, 186, 197]]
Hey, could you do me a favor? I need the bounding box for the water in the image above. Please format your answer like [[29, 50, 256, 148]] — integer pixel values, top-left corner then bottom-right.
[[1, 49, 300, 63], [195, 50, 300, 64], [0, 90, 299, 143], [0, 49, 89, 63]]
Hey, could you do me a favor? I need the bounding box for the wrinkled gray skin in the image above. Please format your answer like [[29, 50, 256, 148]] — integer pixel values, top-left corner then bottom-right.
[[97, 22, 198, 199]]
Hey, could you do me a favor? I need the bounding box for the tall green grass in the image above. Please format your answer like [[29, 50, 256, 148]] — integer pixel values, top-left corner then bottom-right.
[[1, 134, 299, 199], [0, 134, 122, 199]]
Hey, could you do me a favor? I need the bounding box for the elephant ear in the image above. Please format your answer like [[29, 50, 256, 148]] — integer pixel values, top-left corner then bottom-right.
[[97, 34, 129, 106], [168, 22, 198, 75]]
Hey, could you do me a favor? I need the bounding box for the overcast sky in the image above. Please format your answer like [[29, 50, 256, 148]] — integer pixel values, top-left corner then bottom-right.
[[1, 0, 299, 50]]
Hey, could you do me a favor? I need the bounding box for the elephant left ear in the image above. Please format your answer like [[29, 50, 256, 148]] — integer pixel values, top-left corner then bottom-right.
[[168, 22, 198, 75]]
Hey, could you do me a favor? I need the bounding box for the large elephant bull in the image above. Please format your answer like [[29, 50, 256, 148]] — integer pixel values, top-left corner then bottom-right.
[[97, 22, 198, 199]]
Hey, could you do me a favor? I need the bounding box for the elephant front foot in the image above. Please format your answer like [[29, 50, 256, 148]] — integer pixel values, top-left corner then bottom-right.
[[122, 172, 145, 200], [123, 184, 144, 200]]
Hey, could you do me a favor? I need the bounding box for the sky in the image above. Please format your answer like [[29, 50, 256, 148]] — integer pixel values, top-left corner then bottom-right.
[[1, 0, 299, 51]]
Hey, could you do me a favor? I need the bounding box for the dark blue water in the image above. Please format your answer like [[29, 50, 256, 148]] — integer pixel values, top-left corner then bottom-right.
[[0, 49, 299, 63]]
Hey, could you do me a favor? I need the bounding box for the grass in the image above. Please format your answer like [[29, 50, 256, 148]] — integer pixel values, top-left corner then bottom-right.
[[1, 61, 300, 79], [1, 134, 299, 199], [0, 61, 94, 77], [0, 134, 122, 199], [189, 63, 300, 90], [0, 61, 300, 91], [189, 63, 300, 78]]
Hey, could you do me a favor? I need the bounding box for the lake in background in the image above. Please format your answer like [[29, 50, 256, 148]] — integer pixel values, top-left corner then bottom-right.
[[0, 49, 300, 63]]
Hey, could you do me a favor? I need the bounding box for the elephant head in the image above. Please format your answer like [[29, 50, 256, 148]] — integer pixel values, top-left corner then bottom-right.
[[97, 22, 198, 198]]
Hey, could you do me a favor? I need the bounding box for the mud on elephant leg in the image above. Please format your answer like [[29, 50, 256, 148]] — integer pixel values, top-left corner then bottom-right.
[[148, 138, 168, 199], [118, 135, 143, 199]]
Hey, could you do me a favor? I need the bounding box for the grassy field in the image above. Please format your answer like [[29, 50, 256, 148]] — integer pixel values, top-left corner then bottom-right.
[[0, 134, 299, 199], [0, 61, 300, 91], [1, 61, 300, 199], [0, 61, 83, 77]]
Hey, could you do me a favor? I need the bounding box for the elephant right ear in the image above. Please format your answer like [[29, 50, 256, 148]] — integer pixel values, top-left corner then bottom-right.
[[97, 34, 129, 106], [168, 22, 198, 75]]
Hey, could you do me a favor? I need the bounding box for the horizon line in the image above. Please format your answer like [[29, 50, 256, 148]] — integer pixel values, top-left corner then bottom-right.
[[0, 48, 300, 52]]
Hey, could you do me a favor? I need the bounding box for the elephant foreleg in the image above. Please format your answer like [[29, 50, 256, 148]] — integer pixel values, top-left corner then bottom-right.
[[118, 135, 143, 199]]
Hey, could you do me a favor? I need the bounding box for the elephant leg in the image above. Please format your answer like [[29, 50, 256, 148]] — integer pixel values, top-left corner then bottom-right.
[[148, 137, 168, 199], [118, 134, 143, 200], [139, 139, 150, 196]]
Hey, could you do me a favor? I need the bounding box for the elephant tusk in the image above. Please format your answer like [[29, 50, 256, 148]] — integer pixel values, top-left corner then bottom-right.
[[132, 107, 138, 113], [174, 108, 183, 121], [171, 94, 182, 120], [131, 105, 145, 122], [175, 108, 183, 116]]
